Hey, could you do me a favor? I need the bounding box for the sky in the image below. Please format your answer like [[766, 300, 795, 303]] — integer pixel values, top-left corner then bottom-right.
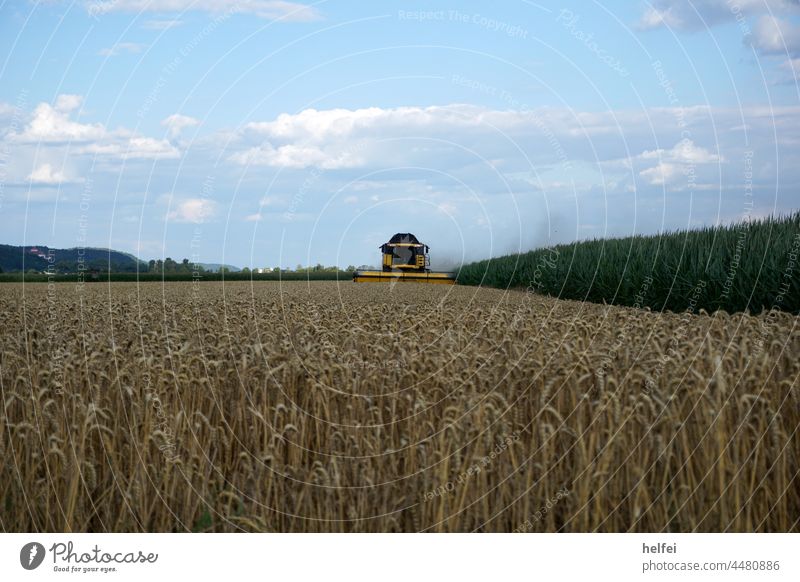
[[1, 0, 799, 270]]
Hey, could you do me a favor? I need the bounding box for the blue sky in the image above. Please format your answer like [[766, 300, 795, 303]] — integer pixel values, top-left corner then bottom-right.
[[1, 0, 799, 269]]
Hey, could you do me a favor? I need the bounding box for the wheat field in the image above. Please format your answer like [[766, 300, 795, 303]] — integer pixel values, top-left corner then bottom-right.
[[1, 281, 798, 532]]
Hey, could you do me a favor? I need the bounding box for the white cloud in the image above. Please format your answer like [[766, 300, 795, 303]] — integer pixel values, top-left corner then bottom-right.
[[639, 163, 683, 186], [751, 15, 800, 55], [241, 105, 490, 143], [80, 137, 180, 160], [27, 163, 82, 185], [640, 140, 721, 164], [229, 104, 559, 169], [244, 213, 262, 221], [233, 104, 703, 157], [10, 95, 181, 160], [638, 0, 799, 31], [161, 113, 200, 139], [15, 97, 104, 143], [98, 42, 145, 57], [167, 198, 217, 223], [55, 94, 83, 112], [637, 140, 721, 186], [0, 101, 15, 118], [638, 6, 681, 30], [87, 1, 321, 21], [259, 195, 280, 206], [223, 104, 800, 202], [343, 195, 358, 204], [230, 142, 364, 169]]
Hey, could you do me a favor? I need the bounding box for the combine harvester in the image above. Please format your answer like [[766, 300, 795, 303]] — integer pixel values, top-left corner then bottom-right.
[[353, 233, 456, 285]]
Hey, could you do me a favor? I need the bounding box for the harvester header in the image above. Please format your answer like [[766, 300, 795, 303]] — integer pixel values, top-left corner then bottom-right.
[[353, 233, 456, 284]]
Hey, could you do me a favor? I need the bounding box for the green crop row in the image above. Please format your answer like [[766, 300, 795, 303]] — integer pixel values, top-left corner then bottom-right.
[[0, 271, 351, 283], [456, 212, 800, 315]]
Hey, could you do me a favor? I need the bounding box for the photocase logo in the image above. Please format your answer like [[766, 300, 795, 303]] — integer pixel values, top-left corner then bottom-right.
[[20, 542, 46, 570]]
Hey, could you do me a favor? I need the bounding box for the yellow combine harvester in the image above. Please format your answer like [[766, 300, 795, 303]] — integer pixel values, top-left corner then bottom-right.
[[353, 233, 456, 284]]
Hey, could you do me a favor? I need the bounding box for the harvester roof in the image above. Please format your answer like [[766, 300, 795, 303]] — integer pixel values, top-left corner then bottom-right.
[[387, 233, 421, 245]]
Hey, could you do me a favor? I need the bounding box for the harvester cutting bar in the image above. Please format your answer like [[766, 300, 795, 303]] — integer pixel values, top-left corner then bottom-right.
[[353, 270, 455, 284]]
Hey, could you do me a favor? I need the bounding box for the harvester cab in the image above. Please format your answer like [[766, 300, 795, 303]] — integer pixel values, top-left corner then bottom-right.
[[353, 233, 455, 284], [380, 233, 429, 272]]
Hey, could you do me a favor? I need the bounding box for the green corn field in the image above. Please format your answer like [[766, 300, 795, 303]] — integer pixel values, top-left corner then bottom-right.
[[456, 212, 800, 315]]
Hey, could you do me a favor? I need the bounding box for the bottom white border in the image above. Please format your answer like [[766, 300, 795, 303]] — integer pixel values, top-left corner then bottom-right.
[[1, 533, 797, 581]]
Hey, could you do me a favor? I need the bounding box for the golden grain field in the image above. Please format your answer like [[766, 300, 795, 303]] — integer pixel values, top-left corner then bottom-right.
[[1, 281, 798, 532]]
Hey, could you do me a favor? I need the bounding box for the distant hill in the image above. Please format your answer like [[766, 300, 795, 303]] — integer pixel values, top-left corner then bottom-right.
[[0, 244, 144, 273]]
